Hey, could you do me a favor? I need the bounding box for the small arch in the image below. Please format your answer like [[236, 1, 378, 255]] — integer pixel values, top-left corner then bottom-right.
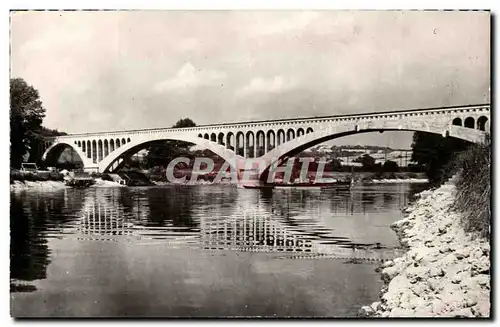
[[198, 133, 203, 138], [267, 130, 276, 152], [77, 141, 81, 147], [246, 131, 255, 158], [452, 117, 462, 126], [464, 117, 475, 128], [98, 140, 103, 161], [116, 138, 121, 148], [86, 140, 91, 158], [277, 129, 285, 145], [92, 140, 97, 163], [110, 139, 115, 152], [121, 138, 126, 145], [286, 129, 295, 141], [127, 138, 131, 143], [236, 131, 245, 156], [477, 116, 488, 131], [104, 139, 109, 157], [297, 128, 305, 137], [256, 130, 266, 157], [210, 133, 217, 142], [306, 127, 314, 134], [82, 141, 86, 153], [204, 133, 209, 140], [226, 132, 235, 150], [218, 132, 225, 146]]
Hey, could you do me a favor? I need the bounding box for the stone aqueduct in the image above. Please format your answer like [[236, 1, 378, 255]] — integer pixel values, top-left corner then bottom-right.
[[41, 104, 490, 178]]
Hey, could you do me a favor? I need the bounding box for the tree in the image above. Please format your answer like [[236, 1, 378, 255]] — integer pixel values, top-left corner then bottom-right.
[[330, 158, 342, 170], [10, 78, 46, 168], [28, 126, 67, 165], [356, 154, 376, 170], [145, 118, 197, 168], [411, 132, 469, 185], [383, 160, 399, 172]]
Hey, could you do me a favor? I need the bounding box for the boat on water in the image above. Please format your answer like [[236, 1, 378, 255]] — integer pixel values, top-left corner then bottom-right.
[[243, 177, 352, 190], [64, 172, 95, 188], [274, 181, 351, 189], [242, 184, 275, 189]]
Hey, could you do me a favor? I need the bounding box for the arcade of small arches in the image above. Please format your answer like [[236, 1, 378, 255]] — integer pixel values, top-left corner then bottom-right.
[[72, 137, 132, 164], [451, 115, 489, 131], [196, 127, 315, 158]]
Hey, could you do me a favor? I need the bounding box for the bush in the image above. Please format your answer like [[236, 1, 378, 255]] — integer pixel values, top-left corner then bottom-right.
[[452, 138, 491, 238], [383, 160, 399, 172]]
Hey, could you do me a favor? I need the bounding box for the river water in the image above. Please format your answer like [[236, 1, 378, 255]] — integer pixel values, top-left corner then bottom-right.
[[10, 183, 427, 317]]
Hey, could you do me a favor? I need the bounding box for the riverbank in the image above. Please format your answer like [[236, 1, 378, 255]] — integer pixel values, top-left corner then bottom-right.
[[361, 178, 428, 184], [10, 178, 125, 191], [360, 183, 490, 317]]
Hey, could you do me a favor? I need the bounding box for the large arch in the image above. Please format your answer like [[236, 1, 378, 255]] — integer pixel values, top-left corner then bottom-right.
[[258, 122, 488, 181], [97, 133, 244, 173], [42, 142, 93, 168]]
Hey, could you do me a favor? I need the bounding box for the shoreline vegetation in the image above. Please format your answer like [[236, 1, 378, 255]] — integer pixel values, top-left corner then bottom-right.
[[360, 141, 491, 318]]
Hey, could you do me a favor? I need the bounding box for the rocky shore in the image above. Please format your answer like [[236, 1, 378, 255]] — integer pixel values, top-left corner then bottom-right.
[[360, 183, 490, 317]]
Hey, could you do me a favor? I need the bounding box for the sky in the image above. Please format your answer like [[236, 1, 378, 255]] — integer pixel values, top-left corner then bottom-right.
[[10, 10, 490, 149]]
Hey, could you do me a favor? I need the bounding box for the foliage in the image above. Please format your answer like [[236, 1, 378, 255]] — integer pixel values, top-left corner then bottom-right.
[[383, 160, 399, 172], [410, 132, 468, 186], [28, 127, 69, 165], [145, 118, 197, 168], [330, 158, 342, 170], [10, 78, 46, 168], [355, 154, 376, 169], [452, 137, 491, 238]]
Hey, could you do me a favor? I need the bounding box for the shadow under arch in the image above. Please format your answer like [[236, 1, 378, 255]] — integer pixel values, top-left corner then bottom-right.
[[41, 142, 88, 168], [258, 126, 481, 182]]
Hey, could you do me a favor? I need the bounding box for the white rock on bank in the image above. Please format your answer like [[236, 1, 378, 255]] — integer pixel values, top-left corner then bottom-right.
[[10, 180, 68, 191], [362, 183, 490, 318], [91, 178, 126, 188]]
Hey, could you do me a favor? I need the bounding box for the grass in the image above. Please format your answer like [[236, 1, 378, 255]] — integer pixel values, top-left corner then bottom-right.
[[451, 138, 491, 238]]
